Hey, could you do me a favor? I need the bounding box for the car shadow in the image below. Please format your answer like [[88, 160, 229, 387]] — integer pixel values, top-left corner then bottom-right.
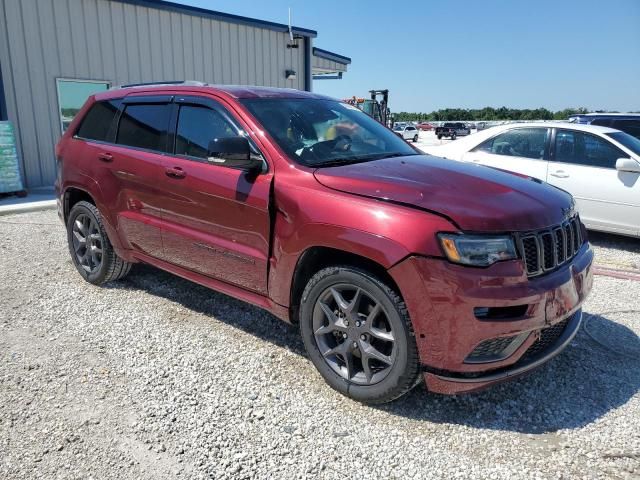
[[112, 264, 639, 434], [588, 230, 640, 254]]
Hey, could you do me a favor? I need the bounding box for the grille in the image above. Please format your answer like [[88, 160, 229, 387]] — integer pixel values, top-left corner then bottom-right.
[[521, 317, 570, 361], [467, 335, 518, 362], [519, 216, 583, 277]]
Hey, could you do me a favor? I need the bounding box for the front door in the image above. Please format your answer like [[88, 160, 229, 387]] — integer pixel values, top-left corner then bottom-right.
[[159, 96, 272, 294], [462, 127, 550, 181], [546, 128, 640, 235]]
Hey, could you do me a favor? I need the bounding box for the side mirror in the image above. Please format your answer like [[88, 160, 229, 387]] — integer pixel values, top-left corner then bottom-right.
[[615, 157, 640, 173], [207, 136, 263, 175]]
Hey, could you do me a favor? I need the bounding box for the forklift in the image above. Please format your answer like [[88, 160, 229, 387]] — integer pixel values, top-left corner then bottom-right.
[[343, 89, 393, 128]]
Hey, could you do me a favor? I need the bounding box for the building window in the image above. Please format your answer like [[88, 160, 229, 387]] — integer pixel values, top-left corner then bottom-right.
[[56, 79, 110, 133]]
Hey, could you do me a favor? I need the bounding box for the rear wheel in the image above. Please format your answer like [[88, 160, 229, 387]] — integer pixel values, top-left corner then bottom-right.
[[437, 135, 442, 140], [300, 266, 420, 404], [413, 134, 419, 142], [67, 201, 132, 285], [451, 132, 457, 140]]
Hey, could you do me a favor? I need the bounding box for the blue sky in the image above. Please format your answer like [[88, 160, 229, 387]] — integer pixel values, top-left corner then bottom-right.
[[179, 0, 640, 112]]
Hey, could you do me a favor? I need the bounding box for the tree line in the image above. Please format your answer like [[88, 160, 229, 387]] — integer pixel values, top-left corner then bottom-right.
[[393, 107, 600, 122]]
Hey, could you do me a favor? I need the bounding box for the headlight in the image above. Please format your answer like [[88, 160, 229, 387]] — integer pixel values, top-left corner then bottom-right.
[[438, 233, 517, 267]]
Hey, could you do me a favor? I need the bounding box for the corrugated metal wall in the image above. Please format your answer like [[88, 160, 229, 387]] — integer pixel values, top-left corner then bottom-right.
[[0, 0, 307, 188], [312, 56, 347, 74]]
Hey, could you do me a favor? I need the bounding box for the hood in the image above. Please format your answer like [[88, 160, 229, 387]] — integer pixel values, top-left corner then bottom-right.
[[313, 155, 574, 232]]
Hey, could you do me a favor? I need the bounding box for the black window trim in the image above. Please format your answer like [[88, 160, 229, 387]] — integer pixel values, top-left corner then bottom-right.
[[72, 93, 268, 171], [472, 126, 552, 161], [549, 127, 627, 169], [113, 98, 175, 155], [169, 95, 267, 172], [72, 98, 123, 144]]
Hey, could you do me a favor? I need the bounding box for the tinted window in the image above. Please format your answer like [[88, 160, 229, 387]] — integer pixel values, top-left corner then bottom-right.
[[590, 118, 612, 127], [175, 105, 238, 159], [474, 128, 549, 159], [554, 130, 623, 168], [116, 104, 171, 151], [612, 119, 640, 140], [76, 100, 120, 141]]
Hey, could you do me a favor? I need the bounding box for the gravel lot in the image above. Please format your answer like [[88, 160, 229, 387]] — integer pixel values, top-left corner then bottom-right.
[[1, 210, 639, 479]]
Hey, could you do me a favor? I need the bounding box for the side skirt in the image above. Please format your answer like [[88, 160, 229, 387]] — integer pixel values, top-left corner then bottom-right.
[[130, 251, 290, 323]]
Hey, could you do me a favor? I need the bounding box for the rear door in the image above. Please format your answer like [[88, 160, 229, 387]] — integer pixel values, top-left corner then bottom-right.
[[158, 95, 273, 294], [546, 128, 640, 235], [461, 127, 550, 180], [92, 96, 173, 258]]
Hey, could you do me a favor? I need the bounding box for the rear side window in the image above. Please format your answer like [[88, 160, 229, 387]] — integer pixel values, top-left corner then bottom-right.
[[590, 118, 612, 127], [116, 103, 171, 152], [612, 119, 640, 140], [554, 130, 623, 168], [474, 128, 549, 159], [76, 100, 120, 142], [175, 105, 238, 159]]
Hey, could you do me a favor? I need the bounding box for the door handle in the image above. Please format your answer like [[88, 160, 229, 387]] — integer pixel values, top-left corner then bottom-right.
[[165, 167, 186, 179], [549, 170, 569, 178], [97, 152, 113, 162]]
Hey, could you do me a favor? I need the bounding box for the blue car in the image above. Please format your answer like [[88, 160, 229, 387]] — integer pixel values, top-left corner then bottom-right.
[[568, 113, 640, 140]]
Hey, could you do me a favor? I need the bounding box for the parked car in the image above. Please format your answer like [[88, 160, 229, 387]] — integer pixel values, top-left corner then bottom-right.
[[56, 84, 593, 403], [435, 122, 471, 140], [568, 113, 640, 140], [417, 122, 434, 131], [393, 123, 419, 142], [426, 123, 640, 237]]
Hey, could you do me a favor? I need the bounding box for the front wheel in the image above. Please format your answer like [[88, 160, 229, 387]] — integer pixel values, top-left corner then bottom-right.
[[451, 132, 457, 140], [437, 135, 442, 140], [413, 134, 419, 142], [299, 266, 420, 404]]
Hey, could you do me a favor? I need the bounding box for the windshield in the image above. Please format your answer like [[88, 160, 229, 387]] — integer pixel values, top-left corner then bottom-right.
[[606, 131, 640, 156], [241, 98, 417, 167], [393, 125, 404, 131]]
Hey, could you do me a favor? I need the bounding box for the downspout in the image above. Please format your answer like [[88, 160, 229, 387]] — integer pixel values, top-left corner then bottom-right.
[[304, 36, 312, 92], [0, 59, 7, 120]]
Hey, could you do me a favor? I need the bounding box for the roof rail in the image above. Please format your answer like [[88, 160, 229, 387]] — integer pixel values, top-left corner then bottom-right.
[[115, 80, 209, 89]]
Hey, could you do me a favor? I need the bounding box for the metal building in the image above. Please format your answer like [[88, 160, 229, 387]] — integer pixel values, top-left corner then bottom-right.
[[0, 0, 351, 188]]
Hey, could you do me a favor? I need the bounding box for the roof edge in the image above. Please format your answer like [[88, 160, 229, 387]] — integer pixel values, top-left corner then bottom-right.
[[312, 47, 352, 65], [113, 0, 318, 37]]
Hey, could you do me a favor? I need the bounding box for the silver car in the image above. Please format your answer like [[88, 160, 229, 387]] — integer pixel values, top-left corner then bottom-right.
[[393, 124, 419, 142]]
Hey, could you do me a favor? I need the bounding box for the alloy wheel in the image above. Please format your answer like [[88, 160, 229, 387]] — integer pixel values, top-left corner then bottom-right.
[[312, 284, 397, 385], [71, 213, 103, 274]]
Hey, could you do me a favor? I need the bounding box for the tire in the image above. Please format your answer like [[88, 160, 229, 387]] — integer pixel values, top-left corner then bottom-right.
[[299, 266, 420, 404], [413, 134, 419, 142], [451, 132, 457, 140], [67, 201, 132, 285], [437, 135, 442, 140]]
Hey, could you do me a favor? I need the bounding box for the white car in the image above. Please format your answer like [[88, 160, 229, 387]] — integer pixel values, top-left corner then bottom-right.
[[423, 122, 640, 237], [393, 124, 419, 142]]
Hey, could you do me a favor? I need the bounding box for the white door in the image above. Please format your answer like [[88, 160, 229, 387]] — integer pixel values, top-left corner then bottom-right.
[[546, 129, 640, 236], [461, 127, 550, 181]]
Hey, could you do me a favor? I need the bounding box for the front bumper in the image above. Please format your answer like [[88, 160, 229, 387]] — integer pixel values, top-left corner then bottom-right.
[[389, 243, 593, 394]]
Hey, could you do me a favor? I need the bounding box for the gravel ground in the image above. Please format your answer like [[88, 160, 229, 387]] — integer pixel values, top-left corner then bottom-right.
[[1, 210, 639, 480]]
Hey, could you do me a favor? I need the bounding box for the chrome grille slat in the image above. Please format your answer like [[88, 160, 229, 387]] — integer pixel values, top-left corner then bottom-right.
[[519, 216, 584, 277]]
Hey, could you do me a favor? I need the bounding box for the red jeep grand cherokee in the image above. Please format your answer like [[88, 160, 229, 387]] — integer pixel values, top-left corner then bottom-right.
[[55, 83, 593, 403]]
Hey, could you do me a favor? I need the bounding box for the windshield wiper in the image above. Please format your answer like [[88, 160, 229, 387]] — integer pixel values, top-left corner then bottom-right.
[[313, 157, 370, 168], [312, 152, 418, 168]]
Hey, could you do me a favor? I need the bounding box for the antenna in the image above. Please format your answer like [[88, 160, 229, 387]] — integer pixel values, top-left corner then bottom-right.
[[288, 7, 294, 43]]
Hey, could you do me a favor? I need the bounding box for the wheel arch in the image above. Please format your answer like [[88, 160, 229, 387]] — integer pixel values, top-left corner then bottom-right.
[[288, 246, 403, 324], [63, 186, 96, 222]]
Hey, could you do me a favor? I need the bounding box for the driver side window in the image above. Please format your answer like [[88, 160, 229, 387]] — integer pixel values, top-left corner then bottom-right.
[[175, 105, 237, 159]]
